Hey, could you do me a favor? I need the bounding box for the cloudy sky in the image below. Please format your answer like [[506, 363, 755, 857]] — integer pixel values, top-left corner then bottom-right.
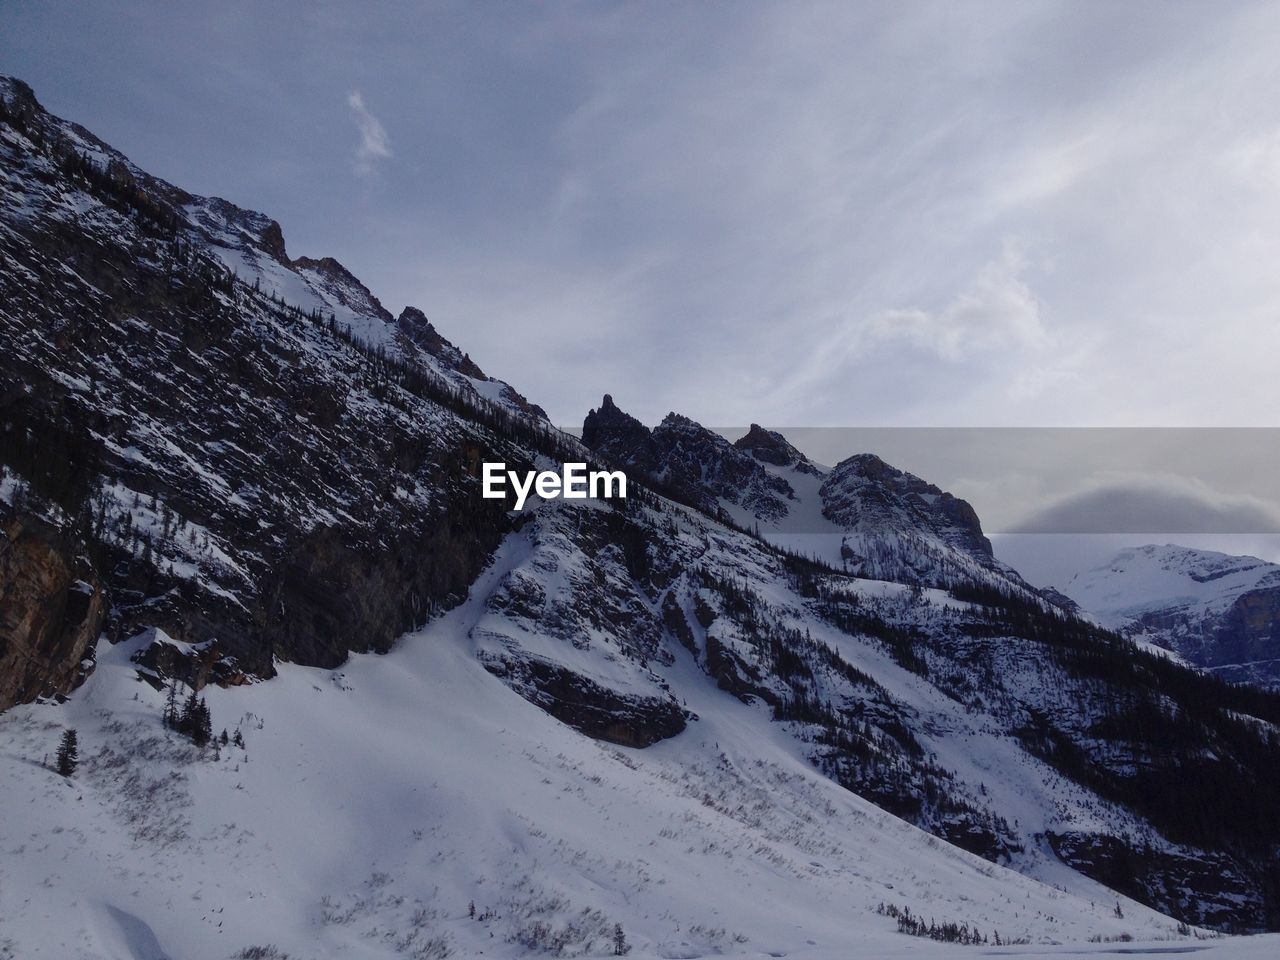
[[6, 0, 1280, 431], [6, 1, 1280, 573]]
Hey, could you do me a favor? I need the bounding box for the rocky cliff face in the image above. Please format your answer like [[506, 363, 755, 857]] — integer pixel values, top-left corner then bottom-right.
[[1210, 588, 1280, 685], [814, 452, 1013, 587], [0, 75, 551, 685], [0, 504, 105, 710], [733, 422, 820, 473], [820, 453, 992, 560]]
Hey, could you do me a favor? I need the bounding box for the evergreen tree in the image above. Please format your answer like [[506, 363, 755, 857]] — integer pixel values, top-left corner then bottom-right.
[[179, 687, 199, 737], [175, 687, 213, 746], [55, 728, 79, 777], [163, 680, 179, 729], [612, 923, 630, 956], [194, 697, 212, 746]]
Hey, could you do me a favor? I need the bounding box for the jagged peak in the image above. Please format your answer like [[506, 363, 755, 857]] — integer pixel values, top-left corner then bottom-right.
[[655, 411, 705, 433], [390, 308, 546, 417], [294, 254, 364, 284], [399, 305, 428, 323], [588, 399, 650, 427], [831, 452, 907, 482], [582, 394, 651, 450], [733, 423, 811, 470]]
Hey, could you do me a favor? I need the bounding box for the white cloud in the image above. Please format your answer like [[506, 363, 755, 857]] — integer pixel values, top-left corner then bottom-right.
[[868, 244, 1050, 362], [346, 90, 392, 175]]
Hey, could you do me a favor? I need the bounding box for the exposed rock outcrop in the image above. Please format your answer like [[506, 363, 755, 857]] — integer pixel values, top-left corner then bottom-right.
[[396, 306, 486, 379], [480, 654, 687, 748], [0, 75, 537, 681], [1048, 831, 1264, 930], [582, 397, 796, 521], [733, 423, 819, 474], [0, 509, 105, 709]]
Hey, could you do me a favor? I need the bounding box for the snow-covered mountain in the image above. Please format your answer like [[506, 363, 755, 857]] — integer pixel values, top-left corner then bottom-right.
[[0, 73, 569, 697], [4, 74, 1280, 957], [582, 401, 1036, 595], [1063, 544, 1280, 688]]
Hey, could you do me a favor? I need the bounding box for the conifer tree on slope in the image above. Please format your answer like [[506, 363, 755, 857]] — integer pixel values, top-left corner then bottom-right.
[[55, 728, 78, 777]]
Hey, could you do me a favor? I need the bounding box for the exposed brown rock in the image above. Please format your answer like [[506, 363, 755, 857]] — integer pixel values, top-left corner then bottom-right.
[[0, 510, 105, 709], [258, 219, 289, 263], [480, 653, 686, 748]]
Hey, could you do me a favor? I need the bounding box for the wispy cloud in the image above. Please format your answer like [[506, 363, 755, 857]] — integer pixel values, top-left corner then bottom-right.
[[346, 90, 391, 175], [868, 244, 1050, 362]]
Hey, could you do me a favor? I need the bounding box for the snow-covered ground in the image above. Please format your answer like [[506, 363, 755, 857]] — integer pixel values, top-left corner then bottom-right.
[[2, 535, 1262, 960]]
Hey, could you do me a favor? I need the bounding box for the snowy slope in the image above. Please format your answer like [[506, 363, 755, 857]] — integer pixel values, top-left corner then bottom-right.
[[8, 490, 1273, 954], [0, 532, 1203, 960]]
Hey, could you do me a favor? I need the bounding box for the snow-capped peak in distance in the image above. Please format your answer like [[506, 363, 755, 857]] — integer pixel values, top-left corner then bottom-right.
[[1070, 544, 1280, 622], [1062, 543, 1280, 688]]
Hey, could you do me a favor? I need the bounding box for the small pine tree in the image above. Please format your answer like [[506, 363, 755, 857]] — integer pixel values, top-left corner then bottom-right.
[[175, 687, 213, 746], [163, 680, 179, 729], [220, 728, 230, 746], [233, 729, 245, 749], [196, 697, 212, 746], [612, 923, 630, 956], [56, 728, 79, 777], [179, 687, 199, 737], [1114, 901, 1124, 919]]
